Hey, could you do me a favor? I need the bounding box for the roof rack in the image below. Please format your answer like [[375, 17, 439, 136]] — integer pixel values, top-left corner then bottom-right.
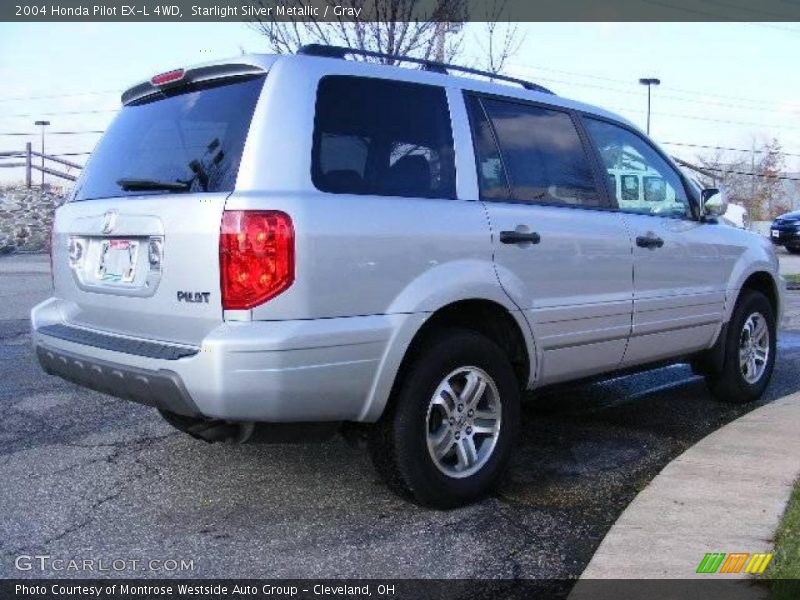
[[297, 44, 554, 95]]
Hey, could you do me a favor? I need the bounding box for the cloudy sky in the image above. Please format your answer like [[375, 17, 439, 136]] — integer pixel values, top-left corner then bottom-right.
[[1, 21, 798, 185]]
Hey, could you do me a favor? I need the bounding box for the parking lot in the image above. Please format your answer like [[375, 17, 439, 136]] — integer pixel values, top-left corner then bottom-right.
[[1, 252, 800, 579], [779, 246, 800, 277]]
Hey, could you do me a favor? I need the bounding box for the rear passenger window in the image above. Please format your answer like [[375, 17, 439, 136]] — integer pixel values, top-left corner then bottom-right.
[[469, 96, 600, 207], [312, 76, 456, 199]]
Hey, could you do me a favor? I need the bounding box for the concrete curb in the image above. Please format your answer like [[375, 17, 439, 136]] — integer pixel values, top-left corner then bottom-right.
[[578, 391, 800, 581]]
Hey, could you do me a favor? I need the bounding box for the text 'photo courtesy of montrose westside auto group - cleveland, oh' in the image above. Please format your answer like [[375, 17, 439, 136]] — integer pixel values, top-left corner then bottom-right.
[[2, 1, 800, 599]]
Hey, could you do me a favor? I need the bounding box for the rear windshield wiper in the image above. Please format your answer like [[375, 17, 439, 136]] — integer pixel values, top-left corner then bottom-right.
[[116, 178, 190, 192]]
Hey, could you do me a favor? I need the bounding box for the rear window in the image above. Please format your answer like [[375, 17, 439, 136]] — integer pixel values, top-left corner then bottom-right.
[[312, 76, 456, 199], [71, 76, 264, 202]]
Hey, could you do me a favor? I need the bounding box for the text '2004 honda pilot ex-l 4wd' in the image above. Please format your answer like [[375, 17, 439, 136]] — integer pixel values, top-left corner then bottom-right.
[[32, 45, 785, 508]]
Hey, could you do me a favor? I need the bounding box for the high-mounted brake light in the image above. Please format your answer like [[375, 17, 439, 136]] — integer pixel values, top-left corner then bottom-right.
[[150, 68, 185, 86], [219, 211, 294, 310]]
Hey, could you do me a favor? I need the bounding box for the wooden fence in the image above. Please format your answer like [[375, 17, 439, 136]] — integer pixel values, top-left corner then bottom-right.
[[0, 142, 82, 186]]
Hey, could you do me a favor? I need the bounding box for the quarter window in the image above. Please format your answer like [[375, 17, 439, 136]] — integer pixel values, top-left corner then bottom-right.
[[465, 95, 510, 199], [583, 118, 690, 218], [312, 76, 456, 199], [470, 97, 600, 207]]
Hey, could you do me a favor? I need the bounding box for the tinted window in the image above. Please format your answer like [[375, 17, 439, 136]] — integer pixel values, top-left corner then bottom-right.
[[72, 76, 265, 202], [475, 98, 599, 206], [466, 95, 510, 199], [312, 76, 456, 199], [584, 118, 690, 218]]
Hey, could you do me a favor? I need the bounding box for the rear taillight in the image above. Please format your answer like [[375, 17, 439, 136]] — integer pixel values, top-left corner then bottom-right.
[[219, 210, 294, 310]]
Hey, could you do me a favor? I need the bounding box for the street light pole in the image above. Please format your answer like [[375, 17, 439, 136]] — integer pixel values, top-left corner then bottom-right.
[[638, 78, 660, 135], [34, 120, 50, 188]]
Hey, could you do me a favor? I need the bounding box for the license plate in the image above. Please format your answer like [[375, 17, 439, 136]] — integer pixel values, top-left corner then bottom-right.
[[98, 239, 139, 283], [772, 230, 780, 238]]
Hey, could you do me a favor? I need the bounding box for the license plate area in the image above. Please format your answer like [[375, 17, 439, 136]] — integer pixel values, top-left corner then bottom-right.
[[772, 230, 780, 238], [66, 235, 163, 298], [97, 239, 139, 284]]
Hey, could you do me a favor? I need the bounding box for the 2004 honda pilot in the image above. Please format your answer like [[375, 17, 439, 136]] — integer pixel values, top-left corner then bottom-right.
[[32, 46, 785, 507]]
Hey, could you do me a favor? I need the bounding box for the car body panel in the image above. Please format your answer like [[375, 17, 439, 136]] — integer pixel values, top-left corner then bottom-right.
[[482, 204, 634, 385], [619, 214, 731, 365], [50, 193, 229, 347]]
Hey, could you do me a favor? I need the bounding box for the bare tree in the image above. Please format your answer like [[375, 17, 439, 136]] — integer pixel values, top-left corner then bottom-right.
[[248, 0, 467, 64], [474, 0, 524, 74], [248, 0, 524, 75], [755, 138, 787, 219], [697, 138, 788, 221]]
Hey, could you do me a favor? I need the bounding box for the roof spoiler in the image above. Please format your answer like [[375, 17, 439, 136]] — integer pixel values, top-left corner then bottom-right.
[[121, 63, 266, 105]]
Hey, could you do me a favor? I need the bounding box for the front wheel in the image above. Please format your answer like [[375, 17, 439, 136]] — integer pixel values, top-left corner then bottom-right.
[[368, 329, 520, 508], [704, 290, 776, 404]]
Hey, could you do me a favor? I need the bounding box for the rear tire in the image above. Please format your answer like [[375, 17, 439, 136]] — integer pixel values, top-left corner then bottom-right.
[[704, 290, 776, 404], [786, 245, 800, 255], [368, 329, 520, 508]]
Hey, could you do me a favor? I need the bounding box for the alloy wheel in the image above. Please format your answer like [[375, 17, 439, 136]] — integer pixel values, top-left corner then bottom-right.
[[425, 366, 502, 478], [739, 312, 770, 384]]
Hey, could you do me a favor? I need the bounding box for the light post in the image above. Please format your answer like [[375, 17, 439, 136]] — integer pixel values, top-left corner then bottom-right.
[[34, 120, 50, 188], [638, 78, 660, 135]]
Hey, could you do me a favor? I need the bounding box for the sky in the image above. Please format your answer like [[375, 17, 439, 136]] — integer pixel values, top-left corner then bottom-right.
[[1, 21, 799, 186]]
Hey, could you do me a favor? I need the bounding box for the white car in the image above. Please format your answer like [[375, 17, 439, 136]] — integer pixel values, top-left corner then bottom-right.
[[722, 202, 749, 229]]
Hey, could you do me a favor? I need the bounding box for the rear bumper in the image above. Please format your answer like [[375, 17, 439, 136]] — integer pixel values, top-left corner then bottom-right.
[[31, 297, 406, 422], [36, 343, 200, 416]]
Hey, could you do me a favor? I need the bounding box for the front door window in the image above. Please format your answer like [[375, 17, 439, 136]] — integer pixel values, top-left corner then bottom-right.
[[584, 118, 691, 218]]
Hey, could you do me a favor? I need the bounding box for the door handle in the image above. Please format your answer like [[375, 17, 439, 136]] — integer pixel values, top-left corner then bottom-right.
[[636, 234, 664, 249], [500, 230, 541, 245]]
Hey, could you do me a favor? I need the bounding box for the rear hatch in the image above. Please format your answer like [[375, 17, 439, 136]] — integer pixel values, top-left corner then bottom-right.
[[53, 65, 267, 347]]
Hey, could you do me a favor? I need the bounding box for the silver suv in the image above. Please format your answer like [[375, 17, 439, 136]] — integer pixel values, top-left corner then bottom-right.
[[32, 46, 784, 507]]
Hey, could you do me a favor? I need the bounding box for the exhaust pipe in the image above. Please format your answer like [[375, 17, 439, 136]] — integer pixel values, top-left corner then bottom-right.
[[159, 410, 338, 444], [159, 410, 254, 443], [183, 420, 254, 443]]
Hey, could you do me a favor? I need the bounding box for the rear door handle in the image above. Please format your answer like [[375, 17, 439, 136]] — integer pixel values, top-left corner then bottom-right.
[[636, 234, 664, 249], [500, 231, 541, 245]]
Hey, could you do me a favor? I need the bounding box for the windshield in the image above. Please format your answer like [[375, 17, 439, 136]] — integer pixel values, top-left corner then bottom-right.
[[71, 76, 264, 201]]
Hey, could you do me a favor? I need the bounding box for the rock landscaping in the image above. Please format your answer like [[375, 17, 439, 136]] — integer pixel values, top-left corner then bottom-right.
[[0, 185, 66, 253]]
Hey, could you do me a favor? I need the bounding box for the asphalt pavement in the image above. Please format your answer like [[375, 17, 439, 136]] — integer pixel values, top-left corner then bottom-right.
[[777, 245, 800, 277], [2, 254, 800, 579]]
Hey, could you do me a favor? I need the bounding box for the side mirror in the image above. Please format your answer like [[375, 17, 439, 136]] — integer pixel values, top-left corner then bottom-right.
[[701, 188, 728, 218]]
